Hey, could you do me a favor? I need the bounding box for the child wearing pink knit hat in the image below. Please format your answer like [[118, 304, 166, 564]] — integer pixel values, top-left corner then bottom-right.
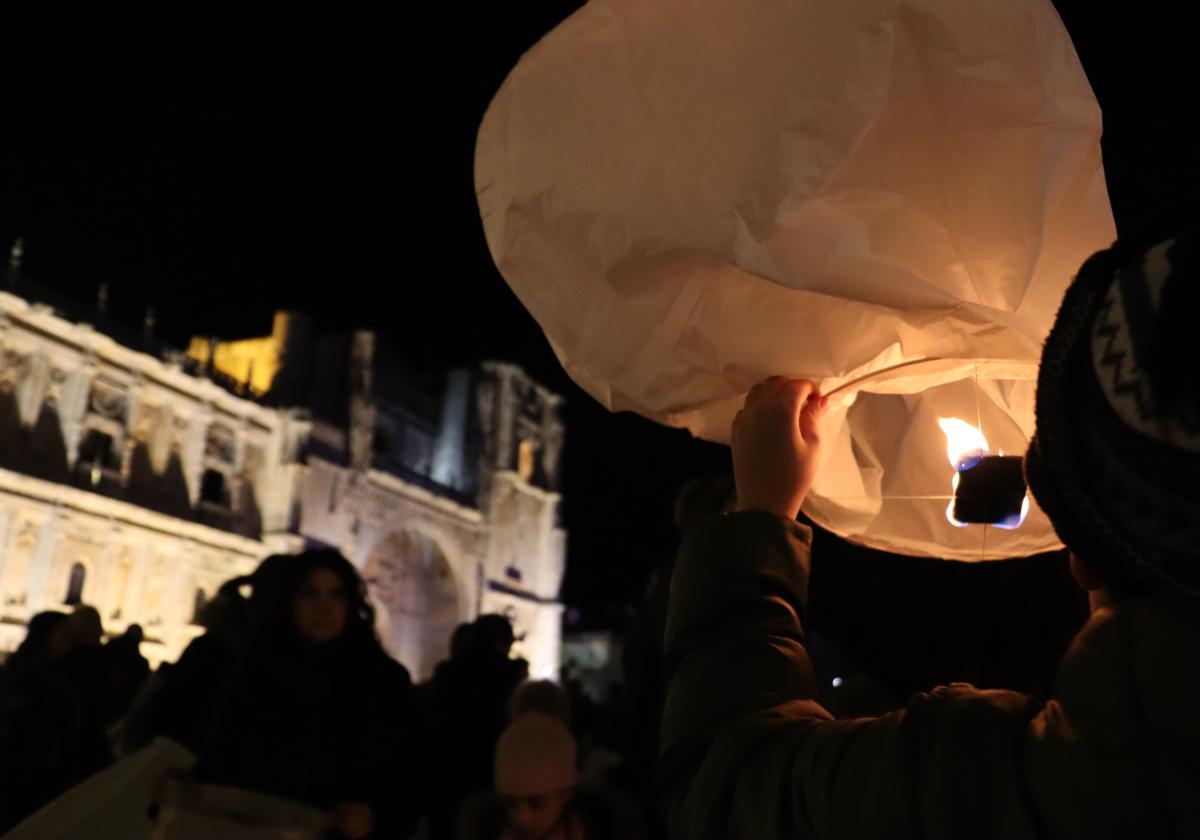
[[493, 712, 582, 840]]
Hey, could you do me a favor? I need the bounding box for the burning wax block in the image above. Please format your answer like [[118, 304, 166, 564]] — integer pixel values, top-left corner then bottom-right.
[[952, 455, 1026, 524]]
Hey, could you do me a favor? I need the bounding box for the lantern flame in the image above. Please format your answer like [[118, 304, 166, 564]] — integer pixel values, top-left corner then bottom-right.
[[937, 417, 1030, 529], [946, 472, 968, 528], [994, 495, 1031, 530], [938, 417, 988, 472]]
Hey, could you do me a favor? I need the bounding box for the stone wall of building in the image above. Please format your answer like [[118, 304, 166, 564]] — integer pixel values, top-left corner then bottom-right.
[[0, 468, 270, 666], [0, 291, 308, 663], [0, 290, 570, 681]]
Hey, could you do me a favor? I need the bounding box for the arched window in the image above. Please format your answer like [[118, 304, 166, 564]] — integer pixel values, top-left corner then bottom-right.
[[191, 587, 208, 625], [78, 429, 120, 470], [64, 562, 86, 606], [200, 469, 230, 507]]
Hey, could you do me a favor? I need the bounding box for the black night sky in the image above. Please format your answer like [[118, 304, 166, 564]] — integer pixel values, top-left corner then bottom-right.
[[1, 3, 1195, 697]]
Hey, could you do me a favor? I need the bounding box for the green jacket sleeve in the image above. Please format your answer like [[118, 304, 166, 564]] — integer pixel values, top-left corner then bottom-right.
[[657, 511, 1044, 840]]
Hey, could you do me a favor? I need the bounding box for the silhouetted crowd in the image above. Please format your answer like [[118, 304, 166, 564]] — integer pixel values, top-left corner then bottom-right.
[[0, 547, 658, 839]]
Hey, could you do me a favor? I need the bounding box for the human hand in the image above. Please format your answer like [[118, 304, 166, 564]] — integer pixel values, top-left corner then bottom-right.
[[732, 377, 828, 520], [332, 801, 374, 839]]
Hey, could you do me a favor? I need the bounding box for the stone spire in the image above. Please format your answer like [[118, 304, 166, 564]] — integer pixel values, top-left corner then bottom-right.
[[7, 237, 24, 280]]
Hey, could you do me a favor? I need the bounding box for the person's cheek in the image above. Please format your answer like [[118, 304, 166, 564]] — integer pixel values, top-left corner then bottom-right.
[[533, 806, 556, 833], [509, 806, 528, 831]]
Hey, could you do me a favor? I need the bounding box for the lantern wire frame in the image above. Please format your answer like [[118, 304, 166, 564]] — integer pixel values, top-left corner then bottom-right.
[[814, 363, 1029, 560]]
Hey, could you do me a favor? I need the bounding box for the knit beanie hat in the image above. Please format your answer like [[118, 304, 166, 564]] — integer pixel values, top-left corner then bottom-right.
[[1024, 231, 1200, 596], [494, 712, 578, 796]]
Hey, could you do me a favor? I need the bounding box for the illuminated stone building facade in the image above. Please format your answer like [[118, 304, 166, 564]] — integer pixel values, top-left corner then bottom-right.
[[0, 285, 566, 679]]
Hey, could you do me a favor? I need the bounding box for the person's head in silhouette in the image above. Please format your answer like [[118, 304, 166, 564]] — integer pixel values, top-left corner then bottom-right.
[[282, 550, 379, 649], [474, 613, 516, 658], [1024, 231, 1200, 606]]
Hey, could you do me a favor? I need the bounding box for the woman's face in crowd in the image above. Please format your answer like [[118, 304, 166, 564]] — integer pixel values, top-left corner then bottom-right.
[[293, 567, 349, 643], [502, 789, 572, 840]]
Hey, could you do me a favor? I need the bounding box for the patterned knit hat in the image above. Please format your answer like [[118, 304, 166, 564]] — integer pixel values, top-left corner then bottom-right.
[[1025, 231, 1200, 597], [494, 712, 578, 796]]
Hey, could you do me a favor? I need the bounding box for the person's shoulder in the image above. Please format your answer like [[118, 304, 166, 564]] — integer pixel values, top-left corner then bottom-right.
[[362, 647, 413, 691], [571, 784, 646, 840], [456, 791, 505, 840], [177, 631, 235, 664]]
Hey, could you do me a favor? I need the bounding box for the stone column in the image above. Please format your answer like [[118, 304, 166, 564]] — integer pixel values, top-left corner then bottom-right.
[[182, 410, 211, 506], [59, 363, 94, 468], [26, 511, 62, 611], [494, 366, 517, 472], [347, 331, 376, 474], [0, 510, 10, 586]]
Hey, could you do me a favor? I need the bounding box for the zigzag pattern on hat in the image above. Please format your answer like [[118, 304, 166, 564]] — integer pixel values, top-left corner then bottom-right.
[[1093, 293, 1156, 423], [1091, 280, 1200, 451], [1033, 238, 1200, 599]]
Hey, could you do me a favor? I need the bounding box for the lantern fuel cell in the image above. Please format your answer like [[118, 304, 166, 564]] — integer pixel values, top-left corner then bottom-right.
[[952, 456, 1026, 525]]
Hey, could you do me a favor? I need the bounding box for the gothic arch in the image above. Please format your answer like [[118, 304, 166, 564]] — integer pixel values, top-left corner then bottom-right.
[[363, 527, 468, 680]]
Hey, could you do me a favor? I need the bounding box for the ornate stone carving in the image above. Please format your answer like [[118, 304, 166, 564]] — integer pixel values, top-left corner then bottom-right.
[[2, 520, 38, 607], [0, 347, 25, 392], [141, 556, 168, 626], [88, 379, 128, 420], [242, 444, 264, 479], [16, 353, 49, 423], [107, 548, 134, 620], [205, 423, 236, 465], [364, 529, 460, 678], [132, 400, 160, 442]]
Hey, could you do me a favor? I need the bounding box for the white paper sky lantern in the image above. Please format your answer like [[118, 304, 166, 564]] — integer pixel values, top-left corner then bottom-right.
[[476, 0, 1115, 560]]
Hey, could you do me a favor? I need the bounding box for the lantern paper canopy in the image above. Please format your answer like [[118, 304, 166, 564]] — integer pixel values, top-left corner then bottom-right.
[[475, 0, 1115, 560]]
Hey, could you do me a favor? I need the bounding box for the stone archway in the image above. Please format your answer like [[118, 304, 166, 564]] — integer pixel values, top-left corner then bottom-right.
[[363, 529, 460, 681]]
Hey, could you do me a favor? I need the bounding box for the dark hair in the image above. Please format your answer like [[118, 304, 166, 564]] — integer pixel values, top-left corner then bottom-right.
[[248, 554, 298, 625], [279, 549, 382, 652], [474, 613, 515, 650], [449, 622, 478, 659], [9, 611, 70, 670]]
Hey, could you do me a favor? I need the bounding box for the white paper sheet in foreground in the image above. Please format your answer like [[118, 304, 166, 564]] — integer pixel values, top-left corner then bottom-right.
[[477, 0, 1115, 559]]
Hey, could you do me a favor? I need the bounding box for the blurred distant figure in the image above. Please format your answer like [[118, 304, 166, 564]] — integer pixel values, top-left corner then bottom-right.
[[119, 554, 292, 755], [427, 613, 527, 840], [99, 624, 150, 729], [195, 549, 417, 839], [508, 679, 572, 725], [458, 712, 644, 840], [0, 609, 110, 831], [621, 475, 735, 836]]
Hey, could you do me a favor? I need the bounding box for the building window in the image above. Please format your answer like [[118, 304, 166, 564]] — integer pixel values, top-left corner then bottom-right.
[[200, 469, 231, 507], [192, 588, 208, 625], [517, 439, 537, 483], [76, 429, 126, 495], [78, 429, 122, 470], [373, 426, 392, 456], [401, 425, 435, 477], [64, 562, 86, 606]]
